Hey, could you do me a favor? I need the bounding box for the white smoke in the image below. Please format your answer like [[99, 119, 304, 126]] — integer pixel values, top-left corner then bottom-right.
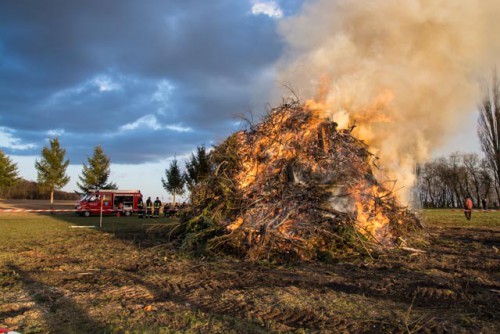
[[276, 0, 500, 203]]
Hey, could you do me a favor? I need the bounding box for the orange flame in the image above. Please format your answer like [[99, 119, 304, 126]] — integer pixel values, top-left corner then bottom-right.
[[352, 184, 393, 245], [235, 90, 397, 245], [235, 107, 325, 189]]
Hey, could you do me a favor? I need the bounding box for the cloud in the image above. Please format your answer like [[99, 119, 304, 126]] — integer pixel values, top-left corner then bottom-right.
[[120, 114, 163, 131], [45, 74, 122, 106], [47, 129, 65, 137], [165, 124, 192, 133], [93, 76, 121, 92], [152, 80, 175, 115], [120, 114, 192, 133], [251, 1, 284, 19], [0, 0, 305, 186], [0, 127, 37, 150]]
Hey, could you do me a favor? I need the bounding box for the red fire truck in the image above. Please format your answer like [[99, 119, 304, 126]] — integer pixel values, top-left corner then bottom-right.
[[75, 189, 143, 217]]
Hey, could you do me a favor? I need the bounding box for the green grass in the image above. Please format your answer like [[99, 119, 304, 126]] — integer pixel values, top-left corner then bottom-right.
[[0, 213, 179, 251], [419, 208, 500, 228]]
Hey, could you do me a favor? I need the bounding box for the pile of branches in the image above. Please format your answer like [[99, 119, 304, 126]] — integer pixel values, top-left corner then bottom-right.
[[182, 99, 420, 261]]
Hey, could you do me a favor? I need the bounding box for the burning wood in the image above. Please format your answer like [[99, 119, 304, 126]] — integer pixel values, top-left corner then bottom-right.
[[185, 98, 420, 261]]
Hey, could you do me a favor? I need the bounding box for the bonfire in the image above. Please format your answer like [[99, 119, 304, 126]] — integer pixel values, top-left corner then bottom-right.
[[184, 98, 420, 261]]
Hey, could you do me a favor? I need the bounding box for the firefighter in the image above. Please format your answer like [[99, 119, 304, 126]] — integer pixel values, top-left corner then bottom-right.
[[137, 196, 144, 218], [146, 196, 153, 218], [163, 202, 170, 217], [153, 197, 162, 218]]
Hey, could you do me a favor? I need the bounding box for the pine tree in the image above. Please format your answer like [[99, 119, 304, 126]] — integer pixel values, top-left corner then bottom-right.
[[162, 158, 185, 205], [34, 138, 70, 206], [0, 150, 19, 191], [184, 145, 210, 190], [77, 145, 117, 193]]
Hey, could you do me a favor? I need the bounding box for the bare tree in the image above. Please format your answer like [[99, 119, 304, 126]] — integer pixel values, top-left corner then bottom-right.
[[479, 158, 493, 202], [418, 153, 498, 208], [462, 153, 481, 206], [478, 69, 500, 203]]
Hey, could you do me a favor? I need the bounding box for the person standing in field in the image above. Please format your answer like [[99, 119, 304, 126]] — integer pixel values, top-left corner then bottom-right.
[[137, 195, 144, 218], [146, 196, 153, 218], [464, 197, 473, 221], [153, 197, 162, 218]]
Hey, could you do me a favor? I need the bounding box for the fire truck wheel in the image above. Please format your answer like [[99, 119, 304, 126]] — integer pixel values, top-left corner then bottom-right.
[[125, 211, 131, 217], [84, 211, 90, 217]]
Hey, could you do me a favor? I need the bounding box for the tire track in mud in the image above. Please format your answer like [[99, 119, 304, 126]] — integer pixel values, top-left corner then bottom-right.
[[323, 273, 464, 306], [95, 251, 498, 332], [130, 269, 346, 330], [101, 285, 155, 301]]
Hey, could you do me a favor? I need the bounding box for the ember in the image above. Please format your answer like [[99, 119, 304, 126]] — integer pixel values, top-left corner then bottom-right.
[[185, 98, 420, 261]]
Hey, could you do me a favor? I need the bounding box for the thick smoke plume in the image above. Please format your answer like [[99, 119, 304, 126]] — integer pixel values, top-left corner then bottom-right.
[[276, 0, 500, 203]]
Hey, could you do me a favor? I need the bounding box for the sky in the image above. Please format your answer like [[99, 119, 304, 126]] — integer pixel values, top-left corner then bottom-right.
[[0, 0, 483, 200]]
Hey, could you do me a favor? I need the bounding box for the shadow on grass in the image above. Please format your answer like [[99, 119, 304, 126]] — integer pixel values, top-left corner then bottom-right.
[[6, 262, 111, 333], [36, 212, 181, 248], [0, 306, 31, 322]]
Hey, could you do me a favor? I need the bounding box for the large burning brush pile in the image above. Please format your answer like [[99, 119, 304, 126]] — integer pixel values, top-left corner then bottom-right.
[[184, 99, 420, 261]]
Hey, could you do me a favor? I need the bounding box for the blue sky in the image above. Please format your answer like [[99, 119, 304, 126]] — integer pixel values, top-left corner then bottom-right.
[[0, 0, 304, 199], [0, 0, 483, 200]]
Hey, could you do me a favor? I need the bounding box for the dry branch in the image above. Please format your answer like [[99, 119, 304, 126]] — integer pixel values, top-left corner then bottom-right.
[[184, 99, 420, 261]]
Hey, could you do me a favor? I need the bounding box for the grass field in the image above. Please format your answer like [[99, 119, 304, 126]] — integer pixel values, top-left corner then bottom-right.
[[420, 208, 500, 228], [1, 203, 499, 333]]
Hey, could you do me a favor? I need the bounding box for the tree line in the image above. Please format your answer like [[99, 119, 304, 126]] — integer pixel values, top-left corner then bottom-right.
[[417, 153, 498, 208], [0, 178, 79, 200], [0, 139, 116, 202]]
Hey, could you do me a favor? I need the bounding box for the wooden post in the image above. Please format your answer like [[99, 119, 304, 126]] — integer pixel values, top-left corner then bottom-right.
[[99, 194, 103, 229]]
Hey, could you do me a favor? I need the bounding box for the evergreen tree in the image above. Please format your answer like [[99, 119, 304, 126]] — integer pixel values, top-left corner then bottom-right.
[[162, 158, 185, 205], [34, 138, 70, 206], [77, 145, 117, 193], [184, 145, 210, 190], [0, 150, 19, 191]]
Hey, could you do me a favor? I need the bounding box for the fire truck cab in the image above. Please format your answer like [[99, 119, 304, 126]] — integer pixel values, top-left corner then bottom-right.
[[75, 189, 142, 217]]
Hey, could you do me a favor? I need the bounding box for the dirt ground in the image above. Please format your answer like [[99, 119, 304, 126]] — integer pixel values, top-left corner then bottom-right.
[[0, 203, 499, 333]]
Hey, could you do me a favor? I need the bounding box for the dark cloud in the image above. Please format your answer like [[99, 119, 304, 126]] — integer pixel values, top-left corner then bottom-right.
[[0, 0, 297, 163]]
